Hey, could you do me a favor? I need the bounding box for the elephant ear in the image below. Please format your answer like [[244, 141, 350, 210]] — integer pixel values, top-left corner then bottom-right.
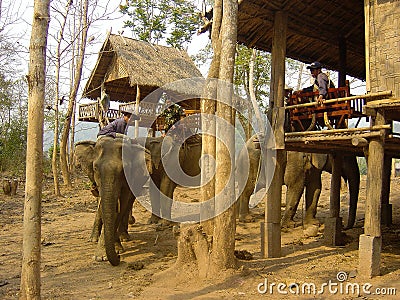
[[311, 153, 328, 170]]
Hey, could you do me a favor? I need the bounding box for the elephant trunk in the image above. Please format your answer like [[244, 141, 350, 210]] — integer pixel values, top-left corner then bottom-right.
[[101, 183, 120, 266]]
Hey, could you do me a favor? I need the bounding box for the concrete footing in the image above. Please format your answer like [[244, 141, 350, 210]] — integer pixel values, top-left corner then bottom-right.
[[261, 222, 281, 258], [324, 217, 344, 246], [358, 234, 381, 278]]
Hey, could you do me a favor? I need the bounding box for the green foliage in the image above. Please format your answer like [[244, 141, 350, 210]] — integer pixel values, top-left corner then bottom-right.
[[357, 157, 367, 175], [0, 76, 28, 174], [234, 45, 271, 113], [120, 0, 200, 49]]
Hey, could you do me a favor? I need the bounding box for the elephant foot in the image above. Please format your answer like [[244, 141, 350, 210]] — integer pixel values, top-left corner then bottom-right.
[[148, 214, 161, 224], [303, 224, 320, 237], [89, 233, 100, 243], [281, 219, 299, 230], [115, 242, 124, 254], [119, 231, 131, 242], [304, 217, 320, 227], [93, 254, 108, 262], [90, 186, 99, 197], [155, 219, 177, 231], [239, 214, 254, 223], [128, 214, 136, 225]]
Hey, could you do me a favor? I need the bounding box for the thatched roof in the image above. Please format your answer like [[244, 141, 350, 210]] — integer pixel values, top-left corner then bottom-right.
[[83, 34, 203, 105], [237, 0, 365, 80]]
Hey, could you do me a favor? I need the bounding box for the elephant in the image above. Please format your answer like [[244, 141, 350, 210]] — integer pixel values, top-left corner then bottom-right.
[[236, 133, 360, 230], [74, 136, 151, 266], [135, 134, 202, 224]]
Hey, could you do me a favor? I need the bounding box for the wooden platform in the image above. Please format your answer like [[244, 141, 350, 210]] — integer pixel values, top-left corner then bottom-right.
[[285, 97, 400, 158]]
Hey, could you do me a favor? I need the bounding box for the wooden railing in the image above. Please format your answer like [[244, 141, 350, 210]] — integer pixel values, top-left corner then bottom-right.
[[78, 101, 201, 131]]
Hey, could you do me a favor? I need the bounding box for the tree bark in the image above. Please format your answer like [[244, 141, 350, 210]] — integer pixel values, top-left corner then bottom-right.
[[211, 0, 238, 273], [20, 0, 50, 298], [60, 0, 89, 187], [52, 2, 72, 197], [175, 0, 238, 278]]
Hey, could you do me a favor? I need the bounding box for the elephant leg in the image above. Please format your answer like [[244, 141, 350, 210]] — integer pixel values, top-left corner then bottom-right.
[[90, 198, 103, 243], [237, 188, 254, 222], [118, 194, 135, 242], [342, 156, 360, 229], [281, 179, 304, 227], [159, 176, 176, 221], [148, 176, 161, 224], [304, 169, 322, 226]]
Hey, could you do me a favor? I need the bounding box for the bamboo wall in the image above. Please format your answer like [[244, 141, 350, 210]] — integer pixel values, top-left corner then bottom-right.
[[368, 0, 400, 97]]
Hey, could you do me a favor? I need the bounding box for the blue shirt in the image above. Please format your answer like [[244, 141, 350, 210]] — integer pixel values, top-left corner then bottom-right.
[[97, 117, 127, 138]]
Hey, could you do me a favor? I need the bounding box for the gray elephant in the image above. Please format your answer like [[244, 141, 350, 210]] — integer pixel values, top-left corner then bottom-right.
[[75, 136, 151, 266], [236, 133, 360, 229], [136, 134, 202, 224]]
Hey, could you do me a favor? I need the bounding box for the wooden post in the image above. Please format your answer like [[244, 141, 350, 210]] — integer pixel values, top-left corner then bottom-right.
[[359, 109, 385, 278], [364, 0, 371, 93], [324, 153, 344, 245], [262, 10, 287, 258], [381, 155, 392, 226], [135, 85, 140, 138], [338, 35, 347, 87]]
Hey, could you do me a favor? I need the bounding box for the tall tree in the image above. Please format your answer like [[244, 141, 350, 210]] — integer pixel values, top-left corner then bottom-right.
[[174, 0, 238, 278], [20, 0, 50, 298], [120, 0, 199, 49], [59, 0, 89, 187], [51, 0, 73, 196]]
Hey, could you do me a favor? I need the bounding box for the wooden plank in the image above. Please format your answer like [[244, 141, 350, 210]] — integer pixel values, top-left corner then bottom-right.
[[285, 124, 391, 137]]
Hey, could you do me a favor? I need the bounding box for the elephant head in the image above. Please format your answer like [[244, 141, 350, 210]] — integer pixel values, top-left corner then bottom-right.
[[75, 137, 151, 266], [74, 140, 96, 184]]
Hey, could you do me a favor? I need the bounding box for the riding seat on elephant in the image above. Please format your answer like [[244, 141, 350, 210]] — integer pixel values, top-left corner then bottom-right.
[[236, 133, 360, 231]]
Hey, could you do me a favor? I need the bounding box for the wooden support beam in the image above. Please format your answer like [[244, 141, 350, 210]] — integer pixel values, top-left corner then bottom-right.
[[263, 10, 287, 258], [324, 153, 344, 246], [135, 84, 140, 138], [381, 155, 392, 226], [330, 154, 342, 218], [359, 108, 385, 278], [338, 35, 347, 87]]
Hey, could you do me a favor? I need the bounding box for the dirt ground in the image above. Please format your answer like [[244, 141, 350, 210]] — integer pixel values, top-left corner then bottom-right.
[[1, 173, 400, 299]]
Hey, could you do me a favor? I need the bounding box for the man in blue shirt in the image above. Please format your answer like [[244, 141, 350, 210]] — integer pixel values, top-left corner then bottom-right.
[[97, 109, 140, 138], [306, 61, 334, 105]]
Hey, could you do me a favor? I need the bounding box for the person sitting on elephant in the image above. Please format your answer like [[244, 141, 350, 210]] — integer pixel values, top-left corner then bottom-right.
[[97, 109, 140, 138]]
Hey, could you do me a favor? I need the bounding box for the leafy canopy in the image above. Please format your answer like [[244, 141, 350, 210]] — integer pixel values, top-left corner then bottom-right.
[[120, 0, 200, 49]]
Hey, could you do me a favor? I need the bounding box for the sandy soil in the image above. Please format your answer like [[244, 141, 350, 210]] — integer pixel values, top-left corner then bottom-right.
[[1, 173, 400, 299]]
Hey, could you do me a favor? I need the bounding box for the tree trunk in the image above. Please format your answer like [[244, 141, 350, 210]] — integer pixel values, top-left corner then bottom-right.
[[52, 2, 71, 197], [20, 0, 50, 298], [60, 0, 89, 187], [210, 0, 238, 273], [174, 0, 238, 278]]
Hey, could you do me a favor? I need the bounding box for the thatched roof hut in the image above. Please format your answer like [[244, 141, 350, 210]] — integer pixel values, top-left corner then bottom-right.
[[237, 0, 365, 81], [82, 33, 203, 108]]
